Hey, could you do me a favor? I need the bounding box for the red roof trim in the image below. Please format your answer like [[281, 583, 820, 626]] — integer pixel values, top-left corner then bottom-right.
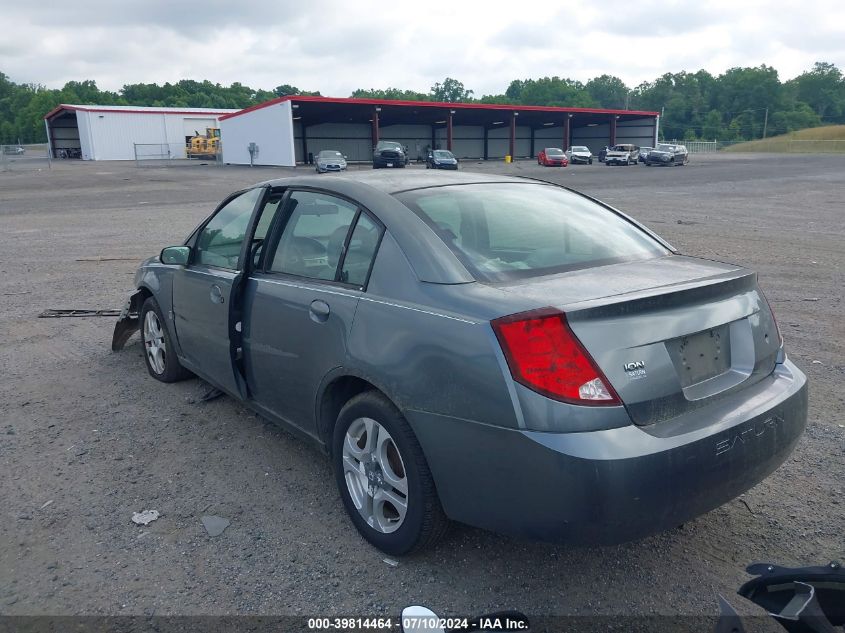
[[218, 95, 659, 121], [44, 104, 236, 120]]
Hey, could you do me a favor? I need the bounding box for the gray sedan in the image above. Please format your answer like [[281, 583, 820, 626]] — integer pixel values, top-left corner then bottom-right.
[[113, 171, 807, 555]]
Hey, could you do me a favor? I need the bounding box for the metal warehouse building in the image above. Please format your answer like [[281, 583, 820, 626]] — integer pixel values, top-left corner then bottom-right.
[[219, 96, 659, 167], [43, 104, 239, 161]]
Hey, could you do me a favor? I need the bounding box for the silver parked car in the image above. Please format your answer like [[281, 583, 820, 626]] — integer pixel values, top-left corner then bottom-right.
[[566, 145, 593, 165], [113, 171, 807, 555], [315, 149, 347, 173]]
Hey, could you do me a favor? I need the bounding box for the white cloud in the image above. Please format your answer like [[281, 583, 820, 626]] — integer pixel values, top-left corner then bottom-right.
[[1, 0, 843, 95]]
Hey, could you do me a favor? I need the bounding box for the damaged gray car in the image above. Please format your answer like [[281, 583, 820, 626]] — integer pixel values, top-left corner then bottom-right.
[[114, 171, 808, 555]]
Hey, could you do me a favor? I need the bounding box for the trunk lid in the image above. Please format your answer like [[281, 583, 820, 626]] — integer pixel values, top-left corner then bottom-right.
[[496, 255, 782, 425]]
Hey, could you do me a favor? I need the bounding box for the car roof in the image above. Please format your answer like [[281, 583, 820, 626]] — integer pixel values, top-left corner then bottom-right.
[[252, 170, 536, 284], [257, 169, 527, 195]]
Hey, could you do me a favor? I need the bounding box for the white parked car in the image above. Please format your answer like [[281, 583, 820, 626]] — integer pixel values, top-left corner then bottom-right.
[[566, 146, 593, 165]]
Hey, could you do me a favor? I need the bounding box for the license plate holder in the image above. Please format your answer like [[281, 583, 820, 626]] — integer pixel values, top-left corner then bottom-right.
[[670, 325, 732, 387], [386, 162, 393, 167]]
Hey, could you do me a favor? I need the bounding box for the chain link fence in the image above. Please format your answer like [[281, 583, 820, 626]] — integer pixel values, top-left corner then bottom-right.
[[134, 142, 223, 167], [667, 138, 845, 153], [1, 143, 52, 171]]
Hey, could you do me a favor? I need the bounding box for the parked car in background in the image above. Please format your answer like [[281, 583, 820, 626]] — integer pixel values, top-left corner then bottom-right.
[[373, 141, 409, 169], [604, 144, 640, 166], [566, 146, 593, 165], [537, 147, 569, 167], [114, 170, 807, 555], [315, 150, 348, 173], [598, 146, 609, 162], [645, 144, 690, 166], [638, 146, 653, 163], [426, 149, 458, 170]]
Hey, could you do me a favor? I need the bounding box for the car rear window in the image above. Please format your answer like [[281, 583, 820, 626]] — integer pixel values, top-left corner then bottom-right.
[[396, 183, 668, 282]]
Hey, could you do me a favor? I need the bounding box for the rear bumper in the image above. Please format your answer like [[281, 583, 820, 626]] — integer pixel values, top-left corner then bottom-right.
[[407, 360, 807, 544]]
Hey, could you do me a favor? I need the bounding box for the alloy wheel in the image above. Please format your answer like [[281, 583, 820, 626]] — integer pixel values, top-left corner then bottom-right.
[[143, 310, 166, 375], [342, 417, 408, 533]]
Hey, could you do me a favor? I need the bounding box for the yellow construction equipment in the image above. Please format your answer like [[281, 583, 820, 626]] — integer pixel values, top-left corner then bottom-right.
[[186, 127, 221, 159]]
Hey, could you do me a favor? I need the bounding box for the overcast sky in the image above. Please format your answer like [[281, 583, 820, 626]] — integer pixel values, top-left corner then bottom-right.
[[2, 0, 843, 96]]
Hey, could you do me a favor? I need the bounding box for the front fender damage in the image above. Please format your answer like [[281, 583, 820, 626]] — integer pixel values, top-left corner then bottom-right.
[[111, 290, 144, 351]]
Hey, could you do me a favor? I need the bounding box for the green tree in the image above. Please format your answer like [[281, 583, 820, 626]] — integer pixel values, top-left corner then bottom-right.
[[787, 62, 845, 120], [585, 75, 629, 109], [429, 78, 473, 102]]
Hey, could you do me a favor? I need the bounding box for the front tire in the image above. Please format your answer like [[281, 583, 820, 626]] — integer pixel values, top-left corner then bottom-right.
[[140, 296, 192, 383], [332, 391, 448, 555]]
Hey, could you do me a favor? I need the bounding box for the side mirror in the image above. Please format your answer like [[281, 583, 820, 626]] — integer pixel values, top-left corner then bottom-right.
[[401, 606, 445, 633], [160, 245, 190, 266]]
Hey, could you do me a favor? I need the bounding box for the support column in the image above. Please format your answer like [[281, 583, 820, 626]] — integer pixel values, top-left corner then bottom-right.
[[563, 115, 571, 151], [509, 113, 517, 159], [483, 126, 489, 160], [529, 126, 535, 158], [301, 123, 308, 165], [446, 110, 454, 151], [609, 115, 617, 146], [371, 108, 380, 147]]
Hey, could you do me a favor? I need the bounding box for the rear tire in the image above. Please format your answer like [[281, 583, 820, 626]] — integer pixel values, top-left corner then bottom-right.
[[332, 391, 448, 555], [140, 296, 192, 383]]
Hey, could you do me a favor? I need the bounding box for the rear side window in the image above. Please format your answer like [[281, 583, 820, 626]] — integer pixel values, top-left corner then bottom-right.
[[341, 213, 380, 286], [397, 183, 667, 282], [268, 191, 358, 280]]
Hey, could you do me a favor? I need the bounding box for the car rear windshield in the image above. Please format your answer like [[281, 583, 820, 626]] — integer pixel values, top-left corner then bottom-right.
[[396, 183, 668, 282], [545, 148, 564, 155]]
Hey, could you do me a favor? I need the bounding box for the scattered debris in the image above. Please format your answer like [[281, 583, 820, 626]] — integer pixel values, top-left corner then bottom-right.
[[40, 500, 53, 510], [39, 309, 120, 318], [676, 219, 699, 225], [812, 360, 823, 365], [738, 499, 754, 515], [201, 515, 230, 536], [131, 510, 160, 526], [1, 291, 30, 296], [802, 297, 820, 302], [199, 387, 224, 403], [382, 558, 399, 567]]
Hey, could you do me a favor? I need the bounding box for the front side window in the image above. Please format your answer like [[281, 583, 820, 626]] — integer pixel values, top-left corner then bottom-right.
[[397, 183, 668, 282], [268, 191, 358, 281], [195, 188, 263, 269]]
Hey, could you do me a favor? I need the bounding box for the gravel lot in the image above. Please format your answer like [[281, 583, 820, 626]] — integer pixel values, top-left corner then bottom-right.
[[1, 154, 843, 626]]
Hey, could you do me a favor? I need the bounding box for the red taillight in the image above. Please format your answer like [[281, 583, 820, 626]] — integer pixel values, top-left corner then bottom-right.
[[492, 308, 621, 406]]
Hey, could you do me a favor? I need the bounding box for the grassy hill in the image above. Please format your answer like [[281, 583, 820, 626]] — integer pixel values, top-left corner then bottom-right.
[[724, 125, 845, 152]]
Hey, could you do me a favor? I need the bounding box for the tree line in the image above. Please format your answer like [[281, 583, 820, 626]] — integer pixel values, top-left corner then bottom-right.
[[2, 63, 844, 144]]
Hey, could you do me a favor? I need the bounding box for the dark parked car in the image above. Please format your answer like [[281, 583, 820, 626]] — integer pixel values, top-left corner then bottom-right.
[[114, 171, 807, 555], [426, 149, 458, 170], [373, 141, 408, 168], [646, 143, 689, 166], [638, 146, 653, 163]]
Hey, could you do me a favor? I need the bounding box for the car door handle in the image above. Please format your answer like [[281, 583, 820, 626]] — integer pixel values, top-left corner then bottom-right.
[[210, 284, 224, 304], [309, 299, 330, 323]]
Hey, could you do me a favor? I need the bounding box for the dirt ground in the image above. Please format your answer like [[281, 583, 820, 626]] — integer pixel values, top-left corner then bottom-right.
[[0, 155, 843, 627]]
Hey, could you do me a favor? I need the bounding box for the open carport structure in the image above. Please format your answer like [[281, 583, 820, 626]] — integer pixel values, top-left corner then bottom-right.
[[219, 96, 659, 167]]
